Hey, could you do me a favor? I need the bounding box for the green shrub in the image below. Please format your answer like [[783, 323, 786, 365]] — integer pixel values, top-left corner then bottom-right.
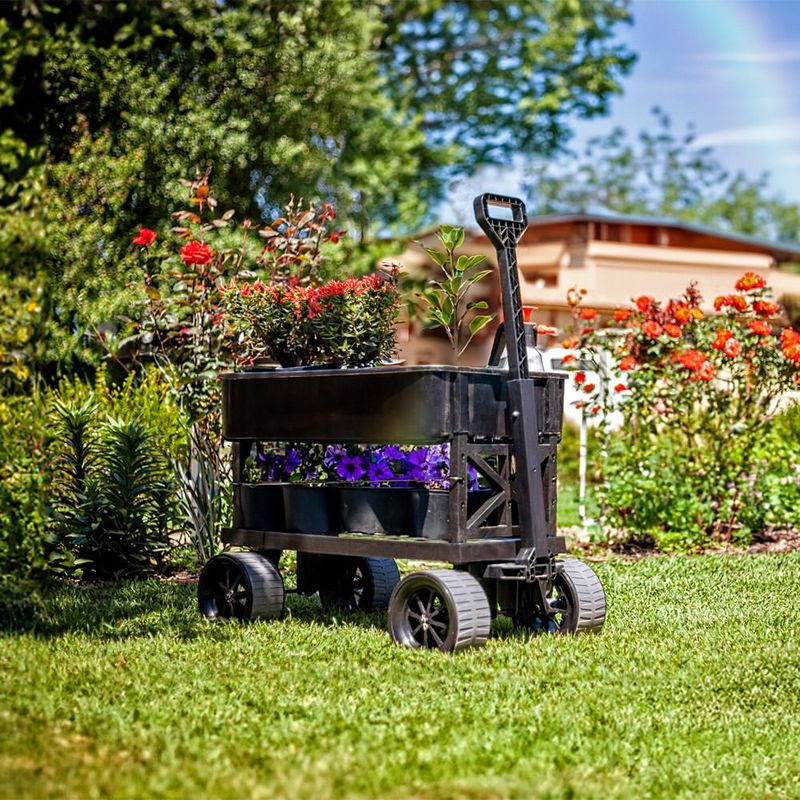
[[0, 394, 49, 580], [599, 407, 800, 551], [47, 375, 186, 579]]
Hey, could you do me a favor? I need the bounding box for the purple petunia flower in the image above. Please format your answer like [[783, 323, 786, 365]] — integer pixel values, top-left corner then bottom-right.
[[378, 444, 404, 462], [283, 448, 301, 475], [324, 444, 347, 468], [336, 454, 366, 482], [403, 448, 433, 483], [366, 459, 394, 485]]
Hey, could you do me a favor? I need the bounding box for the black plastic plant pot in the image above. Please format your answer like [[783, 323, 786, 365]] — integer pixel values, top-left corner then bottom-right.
[[408, 489, 450, 540], [282, 485, 334, 535], [235, 483, 285, 531], [336, 486, 411, 534], [221, 366, 565, 444]]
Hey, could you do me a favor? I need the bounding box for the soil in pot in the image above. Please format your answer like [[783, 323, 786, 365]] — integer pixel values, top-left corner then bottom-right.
[[337, 486, 410, 534]]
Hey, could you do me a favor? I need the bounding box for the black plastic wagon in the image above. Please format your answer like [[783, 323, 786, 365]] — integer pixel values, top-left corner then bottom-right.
[[197, 194, 606, 652]]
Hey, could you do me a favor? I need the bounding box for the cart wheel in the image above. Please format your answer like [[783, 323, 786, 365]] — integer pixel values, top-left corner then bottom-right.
[[319, 557, 400, 612], [388, 569, 491, 653], [198, 552, 284, 622], [516, 558, 606, 634]]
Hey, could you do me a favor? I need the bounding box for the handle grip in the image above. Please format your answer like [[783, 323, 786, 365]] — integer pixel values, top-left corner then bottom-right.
[[472, 193, 528, 248]]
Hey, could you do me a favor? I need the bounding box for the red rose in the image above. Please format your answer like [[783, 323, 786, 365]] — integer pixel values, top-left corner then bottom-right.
[[676, 349, 707, 372], [696, 361, 716, 382], [781, 328, 800, 363], [614, 308, 631, 322], [636, 296, 653, 313], [583, 383, 596, 393], [664, 323, 682, 338], [619, 356, 637, 371], [574, 371, 586, 385], [748, 320, 771, 337], [133, 228, 157, 247], [642, 320, 662, 339], [614, 383, 627, 393], [580, 308, 597, 321], [180, 241, 213, 266]]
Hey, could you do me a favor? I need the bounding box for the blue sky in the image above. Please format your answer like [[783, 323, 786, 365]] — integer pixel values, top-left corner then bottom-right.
[[444, 0, 800, 223]]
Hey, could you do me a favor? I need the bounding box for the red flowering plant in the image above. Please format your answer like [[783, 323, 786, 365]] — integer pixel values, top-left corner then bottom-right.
[[126, 168, 258, 424], [224, 270, 400, 367], [563, 273, 800, 549], [125, 170, 356, 417]]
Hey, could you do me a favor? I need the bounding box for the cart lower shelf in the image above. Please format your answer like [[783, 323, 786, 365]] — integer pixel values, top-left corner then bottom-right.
[[222, 527, 566, 562]]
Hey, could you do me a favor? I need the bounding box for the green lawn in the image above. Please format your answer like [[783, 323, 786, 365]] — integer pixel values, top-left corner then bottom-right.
[[2, 554, 800, 799]]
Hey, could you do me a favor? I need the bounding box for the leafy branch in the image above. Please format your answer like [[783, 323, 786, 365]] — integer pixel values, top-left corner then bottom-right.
[[418, 225, 495, 358]]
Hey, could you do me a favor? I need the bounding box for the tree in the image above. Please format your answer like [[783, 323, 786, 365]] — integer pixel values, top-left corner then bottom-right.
[[376, 0, 635, 176], [0, 0, 636, 383], [2, 0, 635, 231], [523, 108, 800, 244]]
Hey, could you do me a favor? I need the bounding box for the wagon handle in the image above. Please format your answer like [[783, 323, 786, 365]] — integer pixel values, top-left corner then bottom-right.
[[473, 193, 529, 380]]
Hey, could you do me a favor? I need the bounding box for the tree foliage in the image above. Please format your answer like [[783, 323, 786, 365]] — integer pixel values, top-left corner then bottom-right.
[[0, 0, 635, 383], [377, 0, 635, 174], [524, 108, 800, 244]]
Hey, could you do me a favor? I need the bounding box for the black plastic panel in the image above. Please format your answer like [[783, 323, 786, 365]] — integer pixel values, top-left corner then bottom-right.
[[220, 366, 564, 444]]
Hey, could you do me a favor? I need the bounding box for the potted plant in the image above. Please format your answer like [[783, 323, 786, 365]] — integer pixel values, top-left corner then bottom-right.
[[224, 271, 400, 368]]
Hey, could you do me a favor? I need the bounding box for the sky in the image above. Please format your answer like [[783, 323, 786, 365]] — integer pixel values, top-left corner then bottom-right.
[[445, 0, 800, 223]]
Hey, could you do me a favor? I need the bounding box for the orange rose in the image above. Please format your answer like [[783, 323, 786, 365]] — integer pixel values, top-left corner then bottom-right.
[[735, 272, 767, 292], [712, 329, 734, 351], [619, 356, 637, 371], [642, 320, 662, 339]]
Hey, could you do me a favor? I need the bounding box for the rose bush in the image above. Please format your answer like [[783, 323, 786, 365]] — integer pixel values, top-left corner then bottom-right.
[[565, 273, 800, 550]]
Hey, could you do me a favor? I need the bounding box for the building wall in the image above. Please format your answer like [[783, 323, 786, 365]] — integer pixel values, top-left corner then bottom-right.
[[392, 223, 800, 366]]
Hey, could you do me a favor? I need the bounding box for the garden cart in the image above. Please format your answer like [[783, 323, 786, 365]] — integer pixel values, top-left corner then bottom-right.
[[198, 193, 606, 651]]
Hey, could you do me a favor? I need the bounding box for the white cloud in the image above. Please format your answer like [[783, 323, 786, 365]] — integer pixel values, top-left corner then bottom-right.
[[693, 119, 800, 147]]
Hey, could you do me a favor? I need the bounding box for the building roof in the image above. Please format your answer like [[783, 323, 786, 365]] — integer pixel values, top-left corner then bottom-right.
[[521, 212, 800, 263]]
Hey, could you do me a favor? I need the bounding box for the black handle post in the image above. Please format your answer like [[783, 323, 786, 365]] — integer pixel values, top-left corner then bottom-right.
[[473, 194, 529, 380], [473, 193, 552, 559]]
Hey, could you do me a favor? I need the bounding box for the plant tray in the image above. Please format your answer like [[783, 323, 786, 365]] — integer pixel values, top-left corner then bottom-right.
[[221, 365, 564, 444]]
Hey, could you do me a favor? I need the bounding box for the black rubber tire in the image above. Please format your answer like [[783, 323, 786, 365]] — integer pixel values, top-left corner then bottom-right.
[[554, 558, 606, 633], [319, 557, 400, 612], [512, 558, 606, 634], [198, 552, 284, 621], [388, 569, 491, 652]]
